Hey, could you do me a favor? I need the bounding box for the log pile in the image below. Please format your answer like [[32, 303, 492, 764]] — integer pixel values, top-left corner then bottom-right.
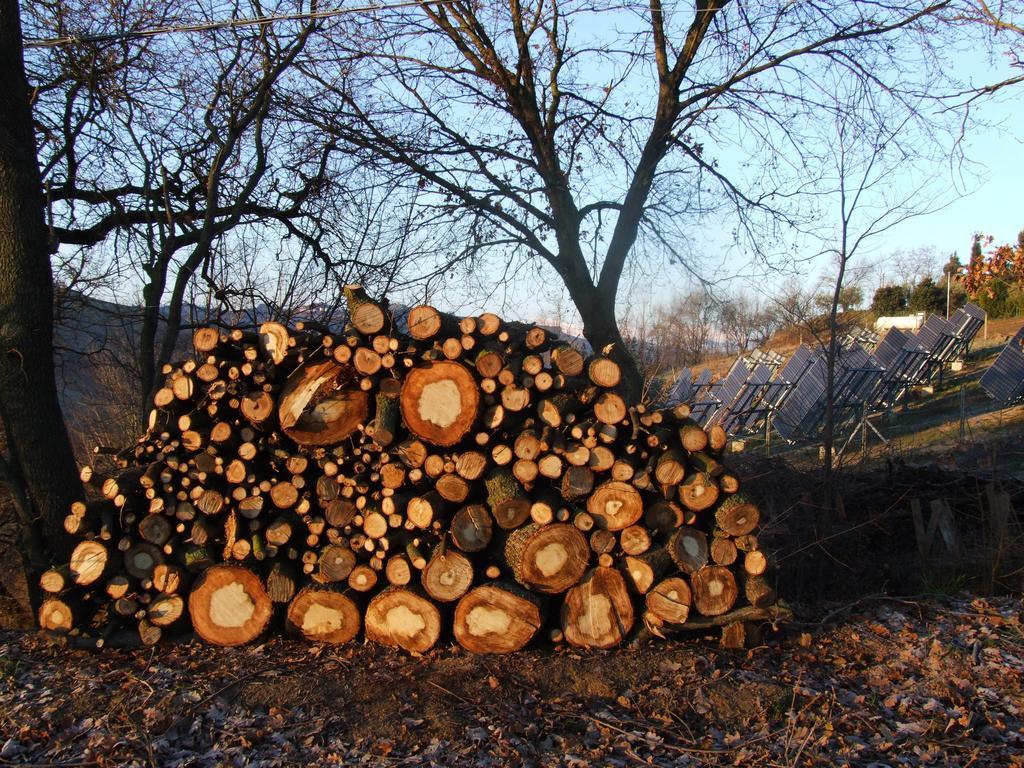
[[40, 287, 780, 652]]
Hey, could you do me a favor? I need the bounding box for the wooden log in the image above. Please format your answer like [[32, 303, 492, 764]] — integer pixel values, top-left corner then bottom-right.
[[193, 326, 222, 353], [421, 546, 474, 603], [645, 577, 692, 625], [267, 562, 297, 603], [258, 321, 290, 365], [124, 543, 164, 580], [152, 564, 187, 594], [503, 523, 589, 594], [677, 420, 708, 453], [348, 565, 379, 592], [148, 594, 186, 627], [365, 587, 442, 653], [744, 574, 777, 608], [668, 526, 709, 574], [707, 424, 728, 453], [451, 504, 493, 552], [678, 474, 720, 512], [385, 554, 413, 585], [691, 566, 739, 616], [710, 536, 738, 566], [619, 525, 651, 556], [278, 360, 369, 445], [643, 500, 685, 534], [561, 567, 634, 649], [318, 544, 357, 582], [286, 589, 361, 644], [240, 390, 275, 428], [407, 305, 453, 341], [622, 547, 672, 595], [551, 345, 585, 376], [188, 565, 273, 646], [400, 361, 480, 446], [715, 495, 760, 537], [40, 566, 70, 594], [344, 285, 390, 335], [485, 468, 531, 529], [453, 583, 542, 654], [587, 357, 621, 388], [560, 465, 595, 500], [69, 540, 109, 586], [586, 481, 643, 531], [39, 598, 76, 632], [744, 549, 768, 576], [593, 391, 627, 425]]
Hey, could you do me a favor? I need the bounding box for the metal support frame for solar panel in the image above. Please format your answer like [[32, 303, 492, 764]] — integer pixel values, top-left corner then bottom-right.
[[840, 327, 879, 350], [980, 327, 1024, 406], [868, 340, 924, 409], [914, 305, 986, 381], [719, 363, 776, 434], [936, 303, 986, 364], [693, 358, 750, 428], [796, 345, 884, 438], [743, 348, 785, 375]]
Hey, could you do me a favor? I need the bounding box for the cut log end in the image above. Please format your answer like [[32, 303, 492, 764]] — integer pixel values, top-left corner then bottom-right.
[[365, 588, 442, 653], [562, 567, 635, 649], [506, 523, 590, 594], [400, 362, 480, 446], [286, 589, 361, 644], [454, 584, 541, 653], [188, 566, 273, 646]]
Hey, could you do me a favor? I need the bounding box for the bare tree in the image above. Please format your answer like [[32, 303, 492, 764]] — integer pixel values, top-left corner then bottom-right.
[[292, 0, 963, 402], [813, 82, 949, 492], [718, 292, 784, 353], [25, 0, 459, 412]]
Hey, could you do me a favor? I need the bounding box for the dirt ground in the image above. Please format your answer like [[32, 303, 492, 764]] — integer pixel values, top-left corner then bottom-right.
[[1, 594, 1022, 767]]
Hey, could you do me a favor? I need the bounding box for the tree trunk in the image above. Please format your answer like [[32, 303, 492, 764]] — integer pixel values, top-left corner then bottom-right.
[[574, 293, 644, 405], [0, 0, 81, 586]]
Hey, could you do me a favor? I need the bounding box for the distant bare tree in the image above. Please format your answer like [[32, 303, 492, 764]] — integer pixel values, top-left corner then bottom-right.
[[718, 292, 785, 353]]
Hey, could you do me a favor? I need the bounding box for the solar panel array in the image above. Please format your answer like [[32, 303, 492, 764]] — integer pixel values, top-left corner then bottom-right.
[[980, 326, 1024, 406], [665, 302, 988, 445]]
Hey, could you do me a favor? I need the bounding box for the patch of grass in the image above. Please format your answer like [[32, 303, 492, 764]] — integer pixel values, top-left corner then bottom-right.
[[918, 571, 970, 596]]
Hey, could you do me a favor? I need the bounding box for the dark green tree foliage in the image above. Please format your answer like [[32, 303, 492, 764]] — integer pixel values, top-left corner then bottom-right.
[[908, 277, 946, 314], [916, 279, 946, 313], [871, 284, 909, 314], [976, 277, 1013, 318]]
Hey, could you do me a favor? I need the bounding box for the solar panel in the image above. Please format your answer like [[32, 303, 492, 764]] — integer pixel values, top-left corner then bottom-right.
[[980, 333, 1024, 405], [916, 314, 946, 352], [720, 363, 774, 434], [692, 369, 713, 396], [873, 328, 911, 369], [936, 302, 986, 363], [772, 356, 827, 442], [768, 346, 816, 411], [699, 360, 750, 428], [666, 368, 694, 405]]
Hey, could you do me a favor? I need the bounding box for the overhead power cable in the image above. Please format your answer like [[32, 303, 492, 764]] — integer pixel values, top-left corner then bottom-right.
[[24, 0, 453, 48]]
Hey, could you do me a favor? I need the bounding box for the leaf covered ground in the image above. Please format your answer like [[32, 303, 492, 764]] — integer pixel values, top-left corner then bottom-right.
[[1, 595, 1022, 767]]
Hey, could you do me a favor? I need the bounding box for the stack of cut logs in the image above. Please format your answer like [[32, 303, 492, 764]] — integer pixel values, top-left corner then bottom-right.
[[39, 287, 780, 652]]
